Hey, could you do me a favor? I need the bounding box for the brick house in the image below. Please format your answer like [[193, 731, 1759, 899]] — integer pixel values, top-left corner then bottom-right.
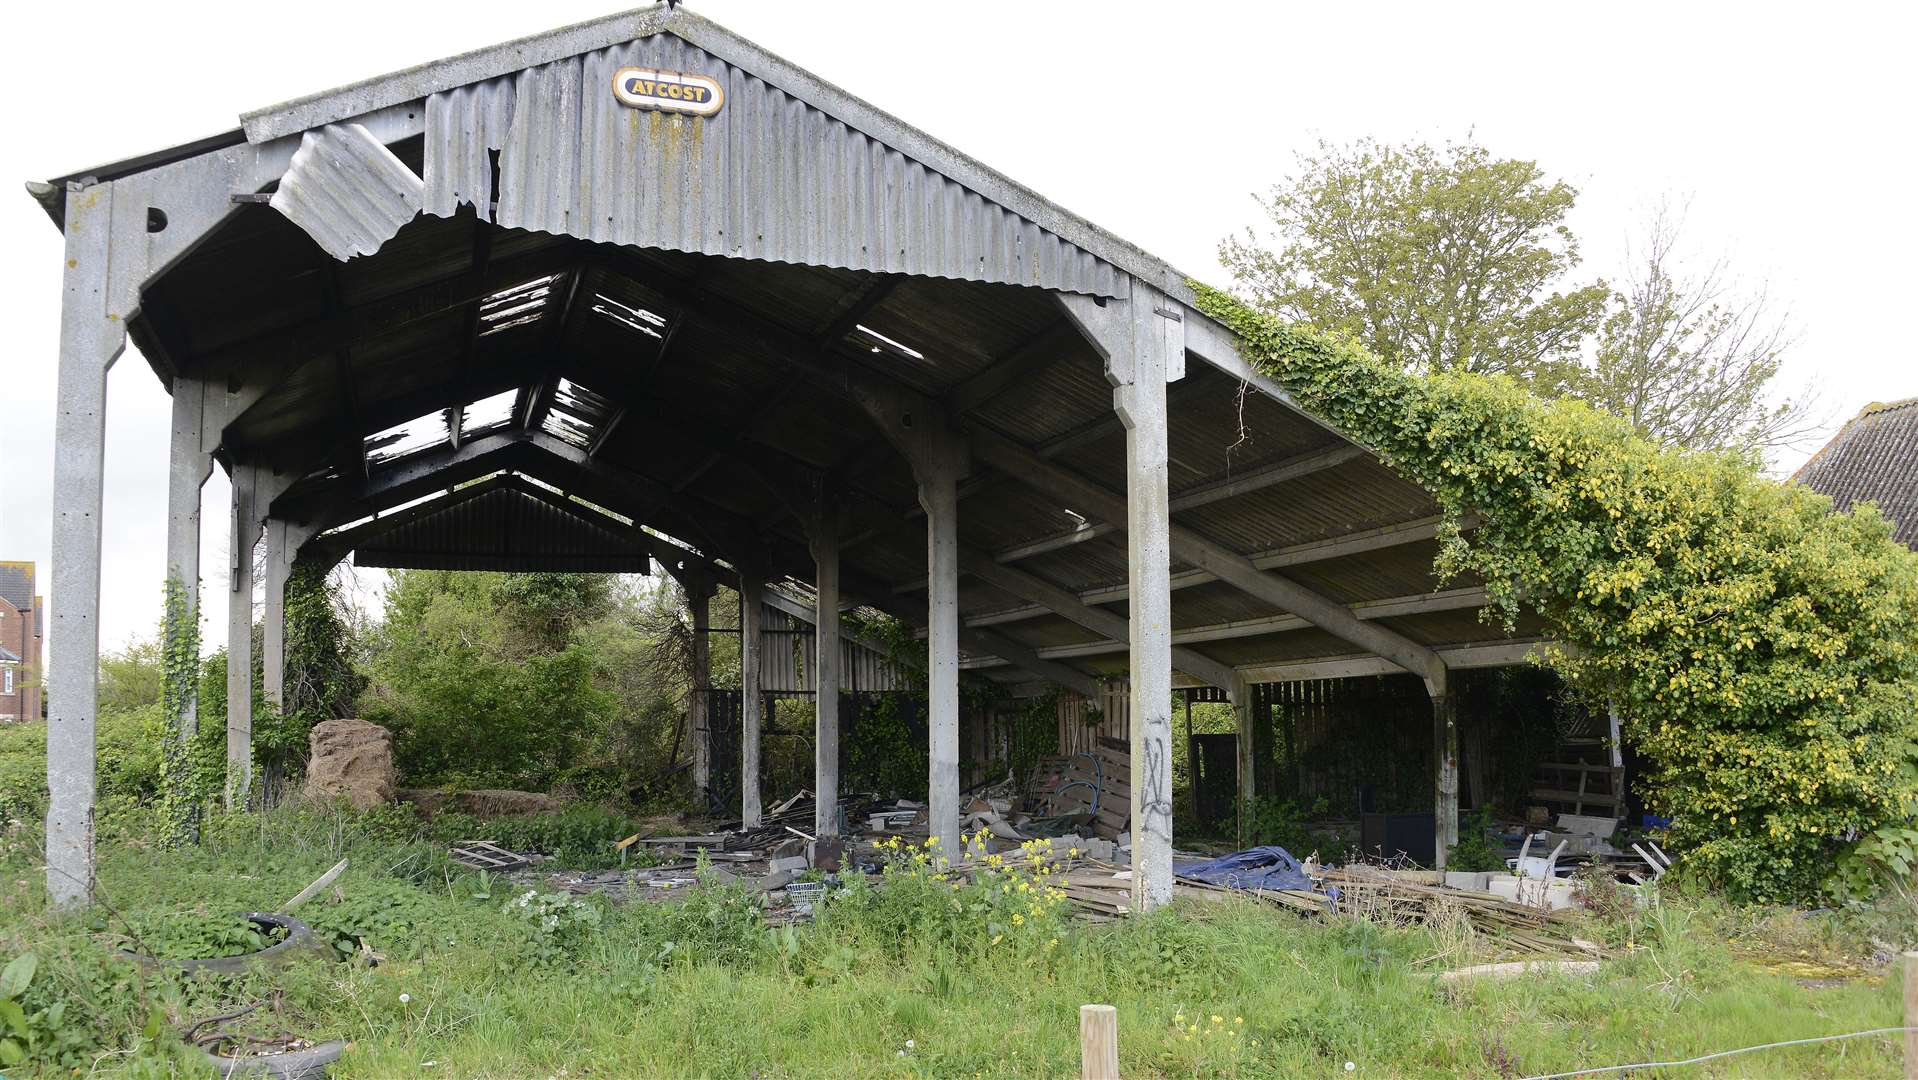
[[0, 562, 45, 723]]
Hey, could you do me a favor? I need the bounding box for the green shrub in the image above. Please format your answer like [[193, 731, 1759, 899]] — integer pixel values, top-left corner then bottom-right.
[[1195, 284, 1918, 902], [1446, 809, 1505, 873]]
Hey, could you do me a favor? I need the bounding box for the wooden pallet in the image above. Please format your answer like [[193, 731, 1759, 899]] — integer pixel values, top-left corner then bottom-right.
[[450, 840, 528, 871]]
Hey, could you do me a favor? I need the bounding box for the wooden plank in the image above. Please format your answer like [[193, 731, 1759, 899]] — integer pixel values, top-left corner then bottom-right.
[[1529, 788, 1620, 807]]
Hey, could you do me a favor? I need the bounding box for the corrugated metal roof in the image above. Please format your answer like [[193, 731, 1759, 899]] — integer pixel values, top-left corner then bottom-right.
[[1794, 397, 1918, 548], [425, 33, 1126, 296], [228, 7, 1174, 295]]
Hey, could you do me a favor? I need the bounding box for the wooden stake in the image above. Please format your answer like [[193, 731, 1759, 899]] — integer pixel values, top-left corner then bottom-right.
[[1080, 1004, 1118, 1080], [1903, 951, 1917, 1080], [281, 858, 348, 913]]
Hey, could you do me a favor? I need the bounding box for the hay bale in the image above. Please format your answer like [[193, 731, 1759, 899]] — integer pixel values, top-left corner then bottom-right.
[[305, 719, 396, 810]]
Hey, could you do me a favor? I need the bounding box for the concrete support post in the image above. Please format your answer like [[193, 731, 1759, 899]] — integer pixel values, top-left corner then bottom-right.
[[166, 378, 212, 739], [1431, 680, 1459, 881], [687, 576, 714, 807], [226, 465, 262, 810], [921, 466, 962, 858], [843, 377, 970, 860], [262, 519, 290, 711], [1062, 282, 1183, 912], [811, 519, 842, 838], [1114, 370, 1175, 911], [45, 181, 129, 910], [739, 571, 764, 827], [1232, 675, 1256, 845]]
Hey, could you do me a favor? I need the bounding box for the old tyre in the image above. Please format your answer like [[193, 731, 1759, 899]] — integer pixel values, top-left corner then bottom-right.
[[203, 1039, 347, 1079], [117, 912, 320, 974]]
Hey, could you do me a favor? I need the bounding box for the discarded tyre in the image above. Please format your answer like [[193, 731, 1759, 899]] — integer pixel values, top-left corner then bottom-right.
[[117, 912, 320, 974], [203, 1038, 347, 1079]]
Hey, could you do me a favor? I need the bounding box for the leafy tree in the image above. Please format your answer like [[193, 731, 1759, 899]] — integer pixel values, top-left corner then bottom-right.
[[1219, 138, 1609, 390], [360, 570, 624, 792], [1196, 282, 1918, 902], [97, 637, 162, 714], [1581, 205, 1820, 453]]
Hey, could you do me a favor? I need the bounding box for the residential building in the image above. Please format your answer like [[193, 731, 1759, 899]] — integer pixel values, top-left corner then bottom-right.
[[1794, 398, 1918, 549], [0, 562, 44, 722]]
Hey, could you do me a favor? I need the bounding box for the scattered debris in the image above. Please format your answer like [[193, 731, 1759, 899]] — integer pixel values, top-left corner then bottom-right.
[[449, 841, 529, 872]]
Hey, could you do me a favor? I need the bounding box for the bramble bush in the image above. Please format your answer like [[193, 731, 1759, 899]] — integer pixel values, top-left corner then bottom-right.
[[1195, 284, 1918, 902]]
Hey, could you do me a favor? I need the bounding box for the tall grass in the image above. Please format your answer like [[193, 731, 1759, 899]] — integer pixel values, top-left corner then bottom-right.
[[0, 807, 1906, 1077]]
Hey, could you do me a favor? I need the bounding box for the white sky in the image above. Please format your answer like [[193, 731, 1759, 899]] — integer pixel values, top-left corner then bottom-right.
[[1, 0, 1912, 661]]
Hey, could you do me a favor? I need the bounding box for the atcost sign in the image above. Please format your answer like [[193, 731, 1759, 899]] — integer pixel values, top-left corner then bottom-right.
[[612, 67, 724, 117]]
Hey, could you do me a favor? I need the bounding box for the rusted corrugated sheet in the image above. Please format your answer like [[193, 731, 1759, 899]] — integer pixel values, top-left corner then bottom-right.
[[270, 124, 424, 260], [417, 35, 1124, 297]]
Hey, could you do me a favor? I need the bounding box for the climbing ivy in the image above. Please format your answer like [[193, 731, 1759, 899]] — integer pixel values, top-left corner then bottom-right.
[[157, 577, 201, 846], [1193, 283, 1918, 901], [260, 561, 361, 789]]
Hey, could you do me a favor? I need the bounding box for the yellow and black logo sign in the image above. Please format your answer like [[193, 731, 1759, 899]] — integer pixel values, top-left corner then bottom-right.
[[612, 67, 724, 117]]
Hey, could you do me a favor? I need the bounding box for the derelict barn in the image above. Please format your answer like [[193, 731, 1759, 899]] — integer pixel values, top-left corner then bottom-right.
[[30, 5, 1547, 911]]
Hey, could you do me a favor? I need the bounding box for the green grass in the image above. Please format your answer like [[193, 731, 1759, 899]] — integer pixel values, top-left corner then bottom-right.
[[0, 807, 1907, 1078]]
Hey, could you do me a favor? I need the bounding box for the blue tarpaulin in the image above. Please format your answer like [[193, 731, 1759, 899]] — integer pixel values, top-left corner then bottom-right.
[[1173, 846, 1312, 892]]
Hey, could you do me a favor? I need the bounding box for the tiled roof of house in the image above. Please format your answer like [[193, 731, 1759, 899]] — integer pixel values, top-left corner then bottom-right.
[[1794, 397, 1918, 549], [0, 644, 19, 663], [0, 563, 32, 612]]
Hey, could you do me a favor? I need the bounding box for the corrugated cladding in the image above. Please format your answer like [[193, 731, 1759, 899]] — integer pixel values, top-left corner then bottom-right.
[[270, 124, 425, 261], [353, 485, 654, 572], [1795, 398, 1918, 549], [423, 33, 1126, 297], [755, 605, 911, 693]]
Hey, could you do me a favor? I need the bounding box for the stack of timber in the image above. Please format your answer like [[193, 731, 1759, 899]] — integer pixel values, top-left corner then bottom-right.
[[1315, 868, 1595, 955], [1053, 862, 1595, 956]]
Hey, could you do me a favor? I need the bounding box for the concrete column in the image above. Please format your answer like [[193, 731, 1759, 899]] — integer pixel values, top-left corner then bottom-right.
[[45, 181, 129, 910], [166, 379, 213, 739], [738, 571, 763, 827], [1232, 675, 1256, 845], [1114, 369, 1175, 910], [262, 519, 289, 712], [687, 577, 713, 806], [1064, 280, 1183, 913], [920, 464, 962, 858], [1431, 679, 1459, 880], [843, 377, 970, 859], [811, 523, 842, 837], [226, 465, 262, 810]]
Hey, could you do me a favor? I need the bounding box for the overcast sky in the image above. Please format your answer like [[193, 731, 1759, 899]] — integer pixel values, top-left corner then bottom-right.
[[2, 0, 1912, 661]]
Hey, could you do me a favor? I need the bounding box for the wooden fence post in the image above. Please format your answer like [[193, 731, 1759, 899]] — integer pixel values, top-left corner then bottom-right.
[[1080, 1003, 1118, 1080], [1903, 951, 1917, 1080]]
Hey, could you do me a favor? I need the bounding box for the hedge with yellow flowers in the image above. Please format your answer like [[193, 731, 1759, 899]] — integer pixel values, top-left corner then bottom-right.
[[1193, 283, 1918, 902]]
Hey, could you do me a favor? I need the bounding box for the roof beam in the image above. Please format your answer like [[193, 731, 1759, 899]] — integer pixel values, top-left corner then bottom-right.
[[976, 442, 1368, 562], [958, 548, 1238, 690], [958, 514, 1462, 624], [188, 241, 582, 378], [968, 426, 1450, 693], [943, 319, 1085, 416], [967, 587, 1488, 658]]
